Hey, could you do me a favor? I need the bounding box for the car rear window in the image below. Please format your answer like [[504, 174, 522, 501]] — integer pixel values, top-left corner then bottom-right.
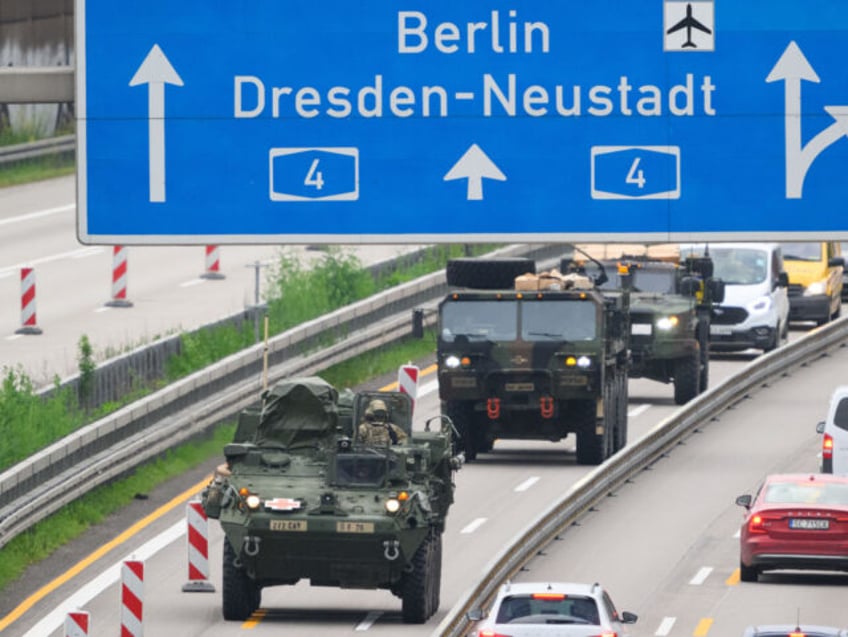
[[495, 594, 600, 625], [834, 397, 848, 432], [764, 481, 848, 505]]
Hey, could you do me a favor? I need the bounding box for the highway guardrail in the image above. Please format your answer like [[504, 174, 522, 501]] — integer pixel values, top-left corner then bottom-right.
[[0, 134, 75, 167], [433, 316, 848, 637]]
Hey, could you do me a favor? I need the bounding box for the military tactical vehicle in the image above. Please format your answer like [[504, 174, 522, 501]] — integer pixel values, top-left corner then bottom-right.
[[567, 244, 724, 404], [437, 257, 631, 465], [202, 376, 460, 624]]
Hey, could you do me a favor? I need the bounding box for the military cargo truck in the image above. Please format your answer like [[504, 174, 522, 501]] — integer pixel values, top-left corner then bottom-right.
[[437, 257, 631, 465], [202, 376, 460, 624], [567, 244, 724, 405]]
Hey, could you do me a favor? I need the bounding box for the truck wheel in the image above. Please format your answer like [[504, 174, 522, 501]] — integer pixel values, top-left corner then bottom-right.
[[222, 540, 261, 621], [698, 332, 710, 393], [673, 351, 700, 405], [446, 258, 535, 289], [739, 560, 759, 583], [401, 531, 433, 623], [446, 401, 477, 461], [574, 399, 605, 465]]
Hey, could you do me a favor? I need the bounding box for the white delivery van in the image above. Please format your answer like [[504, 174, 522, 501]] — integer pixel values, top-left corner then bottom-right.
[[817, 386, 848, 475], [680, 243, 789, 352]]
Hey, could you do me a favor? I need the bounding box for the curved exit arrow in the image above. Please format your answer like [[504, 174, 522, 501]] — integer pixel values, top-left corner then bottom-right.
[[444, 144, 507, 201], [130, 44, 184, 203]]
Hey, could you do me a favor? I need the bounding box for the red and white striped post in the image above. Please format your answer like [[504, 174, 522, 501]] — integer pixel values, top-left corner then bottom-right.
[[200, 245, 225, 280], [63, 610, 89, 637], [105, 246, 133, 308], [182, 501, 216, 592], [121, 560, 144, 637], [15, 267, 42, 335], [397, 364, 420, 417]]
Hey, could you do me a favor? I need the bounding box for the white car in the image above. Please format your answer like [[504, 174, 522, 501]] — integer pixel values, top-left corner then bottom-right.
[[467, 581, 637, 637], [817, 385, 848, 474]]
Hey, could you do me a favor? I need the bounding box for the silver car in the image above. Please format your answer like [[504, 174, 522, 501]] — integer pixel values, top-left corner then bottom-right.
[[742, 625, 848, 636], [467, 581, 637, 636]]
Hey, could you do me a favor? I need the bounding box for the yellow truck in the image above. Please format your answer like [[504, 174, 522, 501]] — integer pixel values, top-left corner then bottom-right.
[[779, 241, 844, 326]]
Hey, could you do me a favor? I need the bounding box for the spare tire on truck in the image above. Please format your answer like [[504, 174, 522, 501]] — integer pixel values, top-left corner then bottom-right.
[[446, 257, 536, 290]]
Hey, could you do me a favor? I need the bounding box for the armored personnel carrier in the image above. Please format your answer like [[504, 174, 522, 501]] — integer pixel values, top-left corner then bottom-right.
[[202, 376, 460, 624], [437, 257, 631, 465]]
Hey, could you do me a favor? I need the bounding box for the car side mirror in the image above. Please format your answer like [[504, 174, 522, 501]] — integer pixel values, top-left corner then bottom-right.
[[735, 494, 752, 509], [466, 608, 486, 622], [777, 271, 789, 288], [828, 256, 845, 268], [621, 611, 638, 624], [679, 277, 700, 297], [816, 421, 826, 434], [708, 279, 725, 304]]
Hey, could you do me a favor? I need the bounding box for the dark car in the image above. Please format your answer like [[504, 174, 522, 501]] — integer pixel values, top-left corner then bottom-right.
[[735, 473, 848, 582], [742, 626, 848, 636]]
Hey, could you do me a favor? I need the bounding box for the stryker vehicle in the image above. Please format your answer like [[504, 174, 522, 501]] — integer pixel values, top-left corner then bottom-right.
[[202, 376, 460, 624], [568, 244, 724, 404], [436, 257, 631, 465]]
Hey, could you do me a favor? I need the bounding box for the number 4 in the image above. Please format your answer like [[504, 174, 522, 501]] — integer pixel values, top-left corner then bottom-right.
[[626, 158, 646, 189], [304, 159, 324, 190]]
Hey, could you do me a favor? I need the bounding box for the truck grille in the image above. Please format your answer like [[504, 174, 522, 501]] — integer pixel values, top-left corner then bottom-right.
[[787, 284, 804, 297], [711, 306, 748, 325]]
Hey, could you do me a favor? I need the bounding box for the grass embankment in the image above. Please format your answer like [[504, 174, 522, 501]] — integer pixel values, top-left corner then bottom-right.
[[0, 243, 465, 592], [0, 127, 75, 188]]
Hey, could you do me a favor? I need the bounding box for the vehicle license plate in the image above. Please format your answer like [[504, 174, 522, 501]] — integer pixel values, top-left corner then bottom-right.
[[270, 519, 307, 532], [710, 325, 733, 335], [337, 521, 375, 534], [789, 518, 829, 530], [505, 382, 534, 392], [631, 323, 652, 335]]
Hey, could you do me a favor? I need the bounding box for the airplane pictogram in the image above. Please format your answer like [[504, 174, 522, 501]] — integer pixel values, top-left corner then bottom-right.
[[666, 3, 712, 49]]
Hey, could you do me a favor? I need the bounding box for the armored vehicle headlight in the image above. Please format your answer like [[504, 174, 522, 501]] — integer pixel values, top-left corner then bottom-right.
[[445, 355, 461, 369], [576, 356, 591, 368], [245, 494, 261, 510], [565, 356, 577, 367], [656, 316, 680, 330], [385, 498, 401, 513]]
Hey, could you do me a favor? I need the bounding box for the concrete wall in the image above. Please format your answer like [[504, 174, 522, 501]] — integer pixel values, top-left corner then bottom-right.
[[0, 0, 74, 134]]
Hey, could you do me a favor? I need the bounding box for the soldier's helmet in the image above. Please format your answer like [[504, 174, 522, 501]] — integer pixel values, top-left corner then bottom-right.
[[364, 398, 389, 423]]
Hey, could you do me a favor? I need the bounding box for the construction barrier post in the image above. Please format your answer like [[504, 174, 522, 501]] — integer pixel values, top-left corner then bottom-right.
[[105, 246, 133, 308], [200, 245, 225, 280], [182, 501, 216, 592], [397, 364, 420, 417], [15, 267, 42, 335], [63, 610, 89, 637], [121, 560, 143, 637]]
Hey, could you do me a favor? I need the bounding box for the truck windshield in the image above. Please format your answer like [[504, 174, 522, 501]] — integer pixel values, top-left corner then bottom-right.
[[440, 301, 517, 341], [335, 455, 387, 487], [521, 301, 597, 341], [779, 242, 822, 262]]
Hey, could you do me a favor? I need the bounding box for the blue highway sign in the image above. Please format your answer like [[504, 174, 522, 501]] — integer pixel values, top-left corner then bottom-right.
[[76, 0, 848, 243]]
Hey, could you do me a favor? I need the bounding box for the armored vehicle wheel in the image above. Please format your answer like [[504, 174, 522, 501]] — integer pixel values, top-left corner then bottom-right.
[[222, 541, 261, 621], [673, 351, 700, 405], [446, 401, 477, 461], [401, 530, 436, 623], [446, 257, 536, 290], [429, 531, 443, 615], [574, 399, 605, 465]]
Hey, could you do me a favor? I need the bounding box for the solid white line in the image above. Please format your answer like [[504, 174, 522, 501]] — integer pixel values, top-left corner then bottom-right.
[[628, 404, 651, 418], [5, 334, 24, 341], [355, 611, 383, 631], [0, 203, 74, 227], [689, 566, 713, 586], [419, 380, 438, 397], [514, 476, 540, 492], [180, 279, 205, 288], [94, 307, 111, 313], [460, 518, 488, 534], [0, 247, 105, 277], [655, 616, 677, 636], [22, 521, 185, 637]]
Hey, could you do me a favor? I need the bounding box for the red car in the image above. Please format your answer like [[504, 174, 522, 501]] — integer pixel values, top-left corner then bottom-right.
[[736, 473, 848, 582]]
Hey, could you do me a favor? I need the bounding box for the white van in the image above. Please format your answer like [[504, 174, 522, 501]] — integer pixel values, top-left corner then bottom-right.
[[680, 243, 789, 352], [817, 386, 848, 474]]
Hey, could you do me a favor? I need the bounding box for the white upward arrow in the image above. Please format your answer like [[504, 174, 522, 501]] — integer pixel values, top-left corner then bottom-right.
[[767, 41, 848, 198], [443, 144, 506, 201], [130, 44, 184, 203]]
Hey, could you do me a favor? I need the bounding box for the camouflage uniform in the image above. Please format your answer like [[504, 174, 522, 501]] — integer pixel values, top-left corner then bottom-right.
[[358, 398, 408, 445]]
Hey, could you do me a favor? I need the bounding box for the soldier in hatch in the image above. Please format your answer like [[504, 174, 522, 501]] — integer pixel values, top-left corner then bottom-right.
[[358, 398, 408, 445]]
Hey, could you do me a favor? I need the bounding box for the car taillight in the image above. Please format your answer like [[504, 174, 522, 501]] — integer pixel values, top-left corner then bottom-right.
[[748, 514, 767, 534], [478, 631, 511, 637], [823, 433, 834, 459], [789, 632, 806, 637], [590, 633, 617, 637]]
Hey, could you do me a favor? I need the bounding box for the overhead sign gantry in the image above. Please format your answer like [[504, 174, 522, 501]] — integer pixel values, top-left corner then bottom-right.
[[76, 0, 848, 243]]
